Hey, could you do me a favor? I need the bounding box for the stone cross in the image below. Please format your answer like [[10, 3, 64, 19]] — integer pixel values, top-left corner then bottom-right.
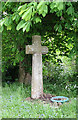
[[26, 35, 48, 99]]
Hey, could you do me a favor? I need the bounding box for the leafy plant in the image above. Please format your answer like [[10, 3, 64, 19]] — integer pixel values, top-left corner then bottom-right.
[[1, 2, 77, 85]]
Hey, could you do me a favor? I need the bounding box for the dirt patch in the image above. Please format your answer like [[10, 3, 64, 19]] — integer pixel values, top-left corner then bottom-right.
[[24, 93, 62, 107]]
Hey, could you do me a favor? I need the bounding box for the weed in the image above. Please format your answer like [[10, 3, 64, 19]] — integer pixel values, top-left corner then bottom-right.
[[2, 82, 76, 118]]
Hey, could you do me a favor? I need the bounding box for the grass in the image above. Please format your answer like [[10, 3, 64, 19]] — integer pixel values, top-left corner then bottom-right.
[[1, 82, 77, 118]]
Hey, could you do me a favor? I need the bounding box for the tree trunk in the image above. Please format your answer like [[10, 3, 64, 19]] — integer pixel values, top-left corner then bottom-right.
[[19, 60, 31, 84], [18, 39, 32, 84], [19, 61, 25, 83], [24, 73, 31, 85]]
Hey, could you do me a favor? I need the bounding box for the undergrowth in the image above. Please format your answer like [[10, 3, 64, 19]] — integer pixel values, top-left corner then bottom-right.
[[1, 82, 77, 118]]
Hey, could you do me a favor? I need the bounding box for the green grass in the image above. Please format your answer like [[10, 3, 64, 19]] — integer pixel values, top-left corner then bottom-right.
[[1, 82, 77, 118]]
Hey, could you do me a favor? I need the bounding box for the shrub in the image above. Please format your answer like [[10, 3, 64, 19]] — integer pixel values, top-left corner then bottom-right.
[[43, 56, 76, 97]]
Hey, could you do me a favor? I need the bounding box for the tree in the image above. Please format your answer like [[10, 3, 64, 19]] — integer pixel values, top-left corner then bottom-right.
[[2, 27, 32, 83], [1, 2, 78, 85]]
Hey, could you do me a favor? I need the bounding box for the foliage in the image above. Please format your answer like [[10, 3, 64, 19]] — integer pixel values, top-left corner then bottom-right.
[[42, 32, 76, 62], [2, 27, 76, 74], [43, 55, 76, 97], [1, 2, 78, 72], [1, 1, 78, 88], [43, 56, 76, 81], [1, 2, 78, 33], [2, 27, 32, 72], [1, 3, 77, 118], [2, 82, 76, 118]]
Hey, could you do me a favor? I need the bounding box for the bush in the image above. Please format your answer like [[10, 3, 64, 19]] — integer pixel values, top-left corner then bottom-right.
[[43, 56, 76, 97]]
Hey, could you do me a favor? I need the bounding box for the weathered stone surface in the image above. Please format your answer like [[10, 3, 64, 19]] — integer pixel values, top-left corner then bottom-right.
[[26, 35, 48, 99], [31, 53, 43, 99], [26, 35, 48, 54]]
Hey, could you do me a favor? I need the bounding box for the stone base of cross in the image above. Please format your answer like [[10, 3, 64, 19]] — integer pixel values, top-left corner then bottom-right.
[[26, 35, 48, 99]]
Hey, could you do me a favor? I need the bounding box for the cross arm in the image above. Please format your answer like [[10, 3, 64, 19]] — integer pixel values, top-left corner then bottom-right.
[[26, 45, 35, 54], [41, 46, 48, 54], [26, 45, 48, 54]]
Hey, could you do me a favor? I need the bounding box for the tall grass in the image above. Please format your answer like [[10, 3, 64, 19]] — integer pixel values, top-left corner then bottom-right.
[[2, 82, 76, 118]]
